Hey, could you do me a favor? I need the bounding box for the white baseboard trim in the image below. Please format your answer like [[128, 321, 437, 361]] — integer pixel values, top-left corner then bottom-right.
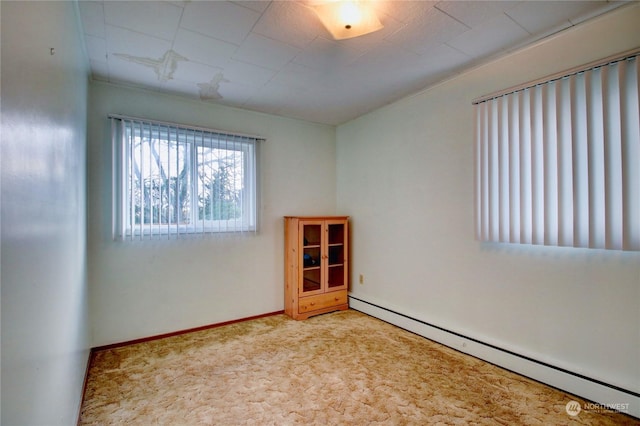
[[349, 296, 639, 420]]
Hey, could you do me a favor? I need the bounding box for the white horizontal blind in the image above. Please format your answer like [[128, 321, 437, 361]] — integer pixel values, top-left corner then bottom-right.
[[111, 116, 261, 239], [475, 53, 639, 250]]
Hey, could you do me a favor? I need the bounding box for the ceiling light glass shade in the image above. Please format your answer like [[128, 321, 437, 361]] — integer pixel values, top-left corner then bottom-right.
[[310, 1, 383, 40]]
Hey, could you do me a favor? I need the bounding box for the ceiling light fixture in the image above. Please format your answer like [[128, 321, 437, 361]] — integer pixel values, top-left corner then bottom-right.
[[309, 0, 383, 40]]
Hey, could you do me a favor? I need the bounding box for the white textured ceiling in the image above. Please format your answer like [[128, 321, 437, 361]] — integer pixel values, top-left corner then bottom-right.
[[79, 0, 625, 125]]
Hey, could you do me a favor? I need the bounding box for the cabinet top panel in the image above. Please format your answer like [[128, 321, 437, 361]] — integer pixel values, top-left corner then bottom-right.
[[284, 216, 349, 220]]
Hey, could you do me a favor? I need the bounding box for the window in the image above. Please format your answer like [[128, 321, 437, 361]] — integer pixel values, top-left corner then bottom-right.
[[111, 116, 261, 239], [474, 50, 639, 251]]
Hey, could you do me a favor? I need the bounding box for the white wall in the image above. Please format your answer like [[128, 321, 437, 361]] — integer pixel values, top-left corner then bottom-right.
[[338, 2, 639, 411], [1, 1, 90, 424], [88, 82, 337, 346]]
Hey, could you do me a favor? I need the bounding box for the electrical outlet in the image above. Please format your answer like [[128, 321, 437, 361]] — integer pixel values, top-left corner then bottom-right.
[[359, 274, 364, 284]]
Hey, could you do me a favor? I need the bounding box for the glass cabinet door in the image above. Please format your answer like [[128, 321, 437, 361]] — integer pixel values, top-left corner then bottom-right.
[[301, 222, 322, 295], [326, 221, 347, 290], [299, 219, 348, 296]]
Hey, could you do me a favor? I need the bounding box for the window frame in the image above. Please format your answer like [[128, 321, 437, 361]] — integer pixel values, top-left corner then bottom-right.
[[111, 115, 261, 239]]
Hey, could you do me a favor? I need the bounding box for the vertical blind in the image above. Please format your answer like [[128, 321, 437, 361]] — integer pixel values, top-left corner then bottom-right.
[[111, 115, 261, 239], [474, 51, 639, 251]]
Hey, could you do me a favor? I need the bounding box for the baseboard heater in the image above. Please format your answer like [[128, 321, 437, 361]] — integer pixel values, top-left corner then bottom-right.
[[348, 296, 639, 419]]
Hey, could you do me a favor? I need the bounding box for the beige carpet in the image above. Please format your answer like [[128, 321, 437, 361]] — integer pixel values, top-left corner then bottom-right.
[[79, 310, 636, 425]]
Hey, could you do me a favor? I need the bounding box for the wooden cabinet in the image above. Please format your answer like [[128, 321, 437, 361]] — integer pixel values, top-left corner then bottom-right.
[[284, 216, 349, 320]]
